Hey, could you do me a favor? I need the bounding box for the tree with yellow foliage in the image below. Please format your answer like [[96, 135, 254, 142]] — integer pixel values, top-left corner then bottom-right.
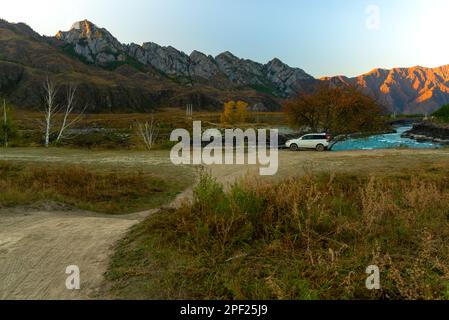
[[220, 100, 249, 124]]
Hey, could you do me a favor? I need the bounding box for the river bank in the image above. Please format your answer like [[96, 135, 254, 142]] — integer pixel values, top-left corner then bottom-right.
[[402, 122, 449, 144], [331, 125, 439, 151]]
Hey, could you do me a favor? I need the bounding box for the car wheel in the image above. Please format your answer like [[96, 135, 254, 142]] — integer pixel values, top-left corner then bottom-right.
[[316, 144, 325, 152], [290, 144, 299, 152]]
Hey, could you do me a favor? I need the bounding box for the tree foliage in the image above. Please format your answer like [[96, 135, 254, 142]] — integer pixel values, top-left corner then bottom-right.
[[432, 104, 449, 122], [284, 86, 385, 134], [220, 100, 249, 124]]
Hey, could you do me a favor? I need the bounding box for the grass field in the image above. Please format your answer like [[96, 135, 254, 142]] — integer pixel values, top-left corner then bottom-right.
[[8, 109, 288, 149], [105, 168, 449, 300], [0, 148, 195, 214]]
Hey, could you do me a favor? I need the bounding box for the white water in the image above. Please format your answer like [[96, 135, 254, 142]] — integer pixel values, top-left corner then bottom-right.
[[331, 126, 441, 151]]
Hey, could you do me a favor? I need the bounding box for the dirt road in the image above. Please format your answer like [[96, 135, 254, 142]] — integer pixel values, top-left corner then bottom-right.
[[0, 206, 156, 299], [1, 148, 449, 299]]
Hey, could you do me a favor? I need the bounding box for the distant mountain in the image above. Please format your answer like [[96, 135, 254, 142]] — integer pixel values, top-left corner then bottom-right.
[[3, 18, 449, 114], [0, 19, 181, 112], [55, 20, 315, 99], [323, 66, 449, 115], [0, 20, 318, 112]]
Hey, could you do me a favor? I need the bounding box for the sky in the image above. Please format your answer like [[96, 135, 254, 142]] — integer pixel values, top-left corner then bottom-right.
[[2, 0, 448, 78]]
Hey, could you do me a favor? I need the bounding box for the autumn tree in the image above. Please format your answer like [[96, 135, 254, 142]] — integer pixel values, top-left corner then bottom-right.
[[284, 86, 385, 134], [220, 100, 249, 124]]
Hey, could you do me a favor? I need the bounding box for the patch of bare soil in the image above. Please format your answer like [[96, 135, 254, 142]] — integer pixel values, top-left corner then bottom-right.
[[0, 206, 150, 299]]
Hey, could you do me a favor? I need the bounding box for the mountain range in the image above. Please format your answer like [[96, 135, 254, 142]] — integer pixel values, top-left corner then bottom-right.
[[323, 66, 449, 115], [1, 18, 449, 114]]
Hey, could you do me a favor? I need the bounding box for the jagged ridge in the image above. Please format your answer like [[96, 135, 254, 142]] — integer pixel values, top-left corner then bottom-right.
[[56, 20, 315, 98]]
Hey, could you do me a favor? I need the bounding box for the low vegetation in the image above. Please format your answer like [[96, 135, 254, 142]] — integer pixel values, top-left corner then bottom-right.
[[106, 169, 449, 300], [5, 109, 288, 149], [0, 161, 190, 214], [433, 104, 449, 123]]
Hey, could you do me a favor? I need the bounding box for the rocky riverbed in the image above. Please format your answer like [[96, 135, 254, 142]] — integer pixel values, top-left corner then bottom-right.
[[402, 122, 449, 144]]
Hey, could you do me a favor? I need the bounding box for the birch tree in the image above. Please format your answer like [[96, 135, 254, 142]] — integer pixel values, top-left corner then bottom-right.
[[41, 79, 86, 147], [55, 85, 86, 143], [42, 77, 59, 147], [137, 115, 159, 151]]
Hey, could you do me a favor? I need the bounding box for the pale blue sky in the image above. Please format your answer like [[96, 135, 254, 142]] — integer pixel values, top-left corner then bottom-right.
[[2, 0, 447, 77]]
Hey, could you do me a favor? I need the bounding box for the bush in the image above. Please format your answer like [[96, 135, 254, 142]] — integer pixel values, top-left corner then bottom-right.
[[433, 104, 449, 122]]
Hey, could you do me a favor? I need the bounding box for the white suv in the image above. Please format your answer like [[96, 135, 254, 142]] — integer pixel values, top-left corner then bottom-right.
[[285, 133, 332, 152]]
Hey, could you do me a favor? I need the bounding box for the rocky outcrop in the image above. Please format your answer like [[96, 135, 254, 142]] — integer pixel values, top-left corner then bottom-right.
[[214, 51, 265, 86], [189, 50, 220, 79], [402, 122, 449, 144], [128, 42, 191, 77], [265, 58, 314, 96], [56, 20, 126, 65]]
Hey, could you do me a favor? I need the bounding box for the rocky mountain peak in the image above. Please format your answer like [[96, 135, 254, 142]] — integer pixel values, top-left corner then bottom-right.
[[56, 19, 125, 66], [57, 19, 110, 42], [216, 51, 239, 61], [267, 57, 284, 67], [190, 50, 207, 59], [264, 58, 315, 97], [70, 20, 97, 35]]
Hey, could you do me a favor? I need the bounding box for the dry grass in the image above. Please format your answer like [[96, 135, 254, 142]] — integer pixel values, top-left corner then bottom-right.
[[0, 161, 189, 214], [10, 109, 287, 149], [105, 169, 449, 300]]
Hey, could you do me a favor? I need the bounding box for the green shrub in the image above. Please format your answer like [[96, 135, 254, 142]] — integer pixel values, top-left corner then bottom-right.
[[433, 104, 449, 122]]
